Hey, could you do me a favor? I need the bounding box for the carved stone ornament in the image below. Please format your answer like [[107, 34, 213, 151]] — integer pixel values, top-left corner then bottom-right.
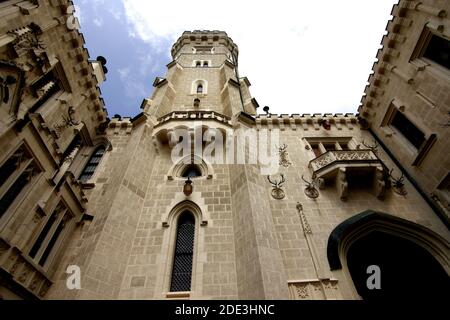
[[0, 61, 24, 117], [278, 144, 292, 167]]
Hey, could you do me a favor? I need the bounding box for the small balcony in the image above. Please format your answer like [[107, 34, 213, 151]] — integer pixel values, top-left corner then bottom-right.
[[309, 150, 386, 200]]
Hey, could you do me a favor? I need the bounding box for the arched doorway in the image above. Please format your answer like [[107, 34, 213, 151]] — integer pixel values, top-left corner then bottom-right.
[[347, 230, 449, 300], [327, 210, 450, 300]]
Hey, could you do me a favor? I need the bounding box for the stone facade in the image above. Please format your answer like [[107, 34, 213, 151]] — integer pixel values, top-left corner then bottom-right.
[[0, 0, 449, 300]]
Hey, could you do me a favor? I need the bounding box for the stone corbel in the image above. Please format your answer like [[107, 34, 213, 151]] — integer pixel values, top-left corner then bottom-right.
[[415, 2, 447, 18], [337, 168, 348, 201], [167, 129, 178, 148], [391, 66, 414, 85], [152, 135, 161, 155], [374, 166, 387, 199]]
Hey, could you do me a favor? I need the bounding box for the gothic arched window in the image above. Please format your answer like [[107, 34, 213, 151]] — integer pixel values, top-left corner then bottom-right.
[[170, 212, 195, 292], [79, 146, 105, 182], [197, 84, 203, 94], [181, 164, 202, 178]]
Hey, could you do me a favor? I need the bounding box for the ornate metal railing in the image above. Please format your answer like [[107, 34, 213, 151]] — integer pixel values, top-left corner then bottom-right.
[[309, 150, 380, 174]]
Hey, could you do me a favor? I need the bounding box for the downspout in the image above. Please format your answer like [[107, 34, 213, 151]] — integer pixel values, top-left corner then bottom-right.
[[369, 128, 450, 229]]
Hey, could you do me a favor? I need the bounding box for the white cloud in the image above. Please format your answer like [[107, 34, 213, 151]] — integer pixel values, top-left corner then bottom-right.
[[93, 17, 103, 27], [121, 0, 398, 114], [117, 67, 148, 99]]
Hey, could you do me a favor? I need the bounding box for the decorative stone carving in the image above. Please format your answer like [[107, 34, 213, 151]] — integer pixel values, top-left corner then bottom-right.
[[267, 174, 286, 200], [310, 150, 378, 172], [278, 144, 292, 167], [337, 168, 348, 201], [8, 23, 45, 57], [289, 278, 340, 300], [374, 166, 387, 199], [296, 203, 312, 234], [0, 61, 24, 118], [157, 110, 232, 126]]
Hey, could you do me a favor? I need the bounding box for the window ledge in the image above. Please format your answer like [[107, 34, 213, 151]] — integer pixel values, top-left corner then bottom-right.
[[80, 181, 95, 189], [165, 291, 191, 299]]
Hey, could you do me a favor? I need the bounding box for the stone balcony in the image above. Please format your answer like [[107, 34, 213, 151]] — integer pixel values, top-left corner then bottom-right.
[[309, 150, 386, 200]]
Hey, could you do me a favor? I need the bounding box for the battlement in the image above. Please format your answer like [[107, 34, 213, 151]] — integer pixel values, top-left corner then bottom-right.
[[171, 30, 238, 58], [256, 113, 359, 130]]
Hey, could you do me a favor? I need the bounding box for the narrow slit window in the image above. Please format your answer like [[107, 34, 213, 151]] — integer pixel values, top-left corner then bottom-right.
[[0, 162, 39, 218], [29, 202, 72, 268], [197, 84, 203, 94], [170, 212, 195, 292]]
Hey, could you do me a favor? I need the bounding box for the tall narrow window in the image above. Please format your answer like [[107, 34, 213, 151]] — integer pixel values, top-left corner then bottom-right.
[[391, 111, 425, 149], [79, 146, 105, 182], [0, 150, 40, 219], [197, 84, 203, 94], [170, 212, 195, 292], [29, 202, 72, 267]]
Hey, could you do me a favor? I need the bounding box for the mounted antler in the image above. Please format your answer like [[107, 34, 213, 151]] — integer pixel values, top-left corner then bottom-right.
[[279, 144, 288, 153], [389, 169, 405, 188], [362, 139, 379, 152], [268, 174, 286, 188], [301, 175, 319, 199], [301, 175, 315, 188], [267, 174, 286, 200]]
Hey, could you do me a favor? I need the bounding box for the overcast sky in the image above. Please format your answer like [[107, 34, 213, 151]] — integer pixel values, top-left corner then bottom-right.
[[75, 0, 398, 117]]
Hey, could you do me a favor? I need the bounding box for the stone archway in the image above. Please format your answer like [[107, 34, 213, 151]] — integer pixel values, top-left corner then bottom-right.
[[327, 210, 450, 300]]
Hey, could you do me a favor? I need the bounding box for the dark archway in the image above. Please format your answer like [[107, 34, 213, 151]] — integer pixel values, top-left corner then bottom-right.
[[347, 230, 449, 300], [327, 210, 450, 300]]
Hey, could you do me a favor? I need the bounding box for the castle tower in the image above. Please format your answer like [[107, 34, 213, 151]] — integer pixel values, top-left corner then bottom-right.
[[1, 2, 449, 301], [143, 30, 258, 120]]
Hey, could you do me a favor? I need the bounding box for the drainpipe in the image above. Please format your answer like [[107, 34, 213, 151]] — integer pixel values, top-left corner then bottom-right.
[[369, 128, 450, 229]]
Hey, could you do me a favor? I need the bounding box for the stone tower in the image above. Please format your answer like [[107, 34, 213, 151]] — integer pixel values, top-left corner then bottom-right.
[[0, 1, 449, 301]]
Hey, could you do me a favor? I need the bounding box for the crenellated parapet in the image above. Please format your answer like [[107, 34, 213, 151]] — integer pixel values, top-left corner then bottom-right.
[[358, 0, 449, 123], [171, 30, 238, 59], [256, 113, 358, 131]]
